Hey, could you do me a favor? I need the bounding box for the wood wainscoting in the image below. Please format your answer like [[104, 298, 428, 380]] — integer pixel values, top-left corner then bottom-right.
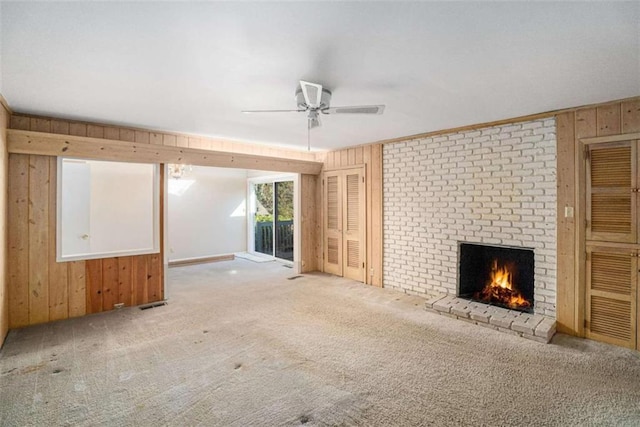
[[85, 255, 163, 314]]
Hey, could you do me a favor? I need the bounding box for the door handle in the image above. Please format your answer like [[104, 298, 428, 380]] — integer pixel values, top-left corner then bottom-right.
[[81, 234, 89, 240]]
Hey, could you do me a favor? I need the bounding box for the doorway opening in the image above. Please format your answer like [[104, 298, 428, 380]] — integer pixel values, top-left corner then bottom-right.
[[165, 167, 300, 300]]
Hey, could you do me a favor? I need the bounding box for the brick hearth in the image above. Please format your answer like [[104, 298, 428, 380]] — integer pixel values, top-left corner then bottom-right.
[[425, 294, 556, 343]]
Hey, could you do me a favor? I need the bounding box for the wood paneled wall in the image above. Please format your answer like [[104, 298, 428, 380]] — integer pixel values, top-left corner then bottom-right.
[[319, 144, 383, 287], [10, 113, 316, 162], [8, 154, 164, 328], [0, 102, 9, 345], [556, 98, 640, 335], [9, 153, 85, 326], [86, 255, 162, 314], [8, 129, 321, 175], [300, 174, 320, 273], [6, 112, 316, 329]]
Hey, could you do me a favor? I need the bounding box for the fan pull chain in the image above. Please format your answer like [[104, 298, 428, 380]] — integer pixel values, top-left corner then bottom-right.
[[307, 120, 311, 151]]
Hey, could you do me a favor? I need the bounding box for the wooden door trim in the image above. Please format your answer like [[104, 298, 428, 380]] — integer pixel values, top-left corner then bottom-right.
[[575, 138, 587, 336], [581, 133, 640, 145], [322, 163, 367, 172], [322, 167, 367, 283], [582, 139, 639, 349], [341, 167, 366, 282]]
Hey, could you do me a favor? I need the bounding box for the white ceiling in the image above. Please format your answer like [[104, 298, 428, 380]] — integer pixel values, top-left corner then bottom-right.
[[1, 2, 639, 152]]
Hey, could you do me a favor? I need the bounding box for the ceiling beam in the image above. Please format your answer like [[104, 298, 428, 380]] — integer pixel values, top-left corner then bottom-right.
[[7, 130, 323, 175]]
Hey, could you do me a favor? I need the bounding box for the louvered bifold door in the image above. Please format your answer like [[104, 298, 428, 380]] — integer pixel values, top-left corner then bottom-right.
[[586, 141, 637, 243], [585, 245, 637, 349], [323, 171, 343, 275], [342, 169, 366, 282]]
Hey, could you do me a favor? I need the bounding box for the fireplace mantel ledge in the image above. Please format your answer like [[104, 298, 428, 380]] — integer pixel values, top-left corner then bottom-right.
[[425, 294, 556, 343]]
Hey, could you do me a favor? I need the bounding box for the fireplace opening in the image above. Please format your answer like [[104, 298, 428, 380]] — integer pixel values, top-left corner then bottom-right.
[[458, 243, 534, 313]]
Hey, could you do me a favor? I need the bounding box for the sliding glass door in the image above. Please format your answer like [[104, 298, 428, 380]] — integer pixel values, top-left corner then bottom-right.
[[253, 182, 274, 256], [251, 179, 294, 261], [274, 181, 294, 261]]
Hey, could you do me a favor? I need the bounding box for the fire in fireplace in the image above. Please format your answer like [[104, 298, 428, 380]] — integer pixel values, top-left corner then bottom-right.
[[458, 243, 534, 313]]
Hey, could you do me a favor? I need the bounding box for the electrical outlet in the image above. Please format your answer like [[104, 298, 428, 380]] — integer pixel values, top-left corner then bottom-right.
[[370, 268, 374, 277], [114, 303, 124, 309]]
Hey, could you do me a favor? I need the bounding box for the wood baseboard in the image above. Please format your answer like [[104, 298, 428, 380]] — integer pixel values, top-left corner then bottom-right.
[[168, 254, 235, 268]]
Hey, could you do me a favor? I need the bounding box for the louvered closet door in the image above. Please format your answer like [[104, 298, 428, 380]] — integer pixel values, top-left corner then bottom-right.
[[586, 141, 637, 243], [323, 168, 366, 281], [342, 169, 366, 282], [323, 171, 343, 275], [585, 245, 637, 349]]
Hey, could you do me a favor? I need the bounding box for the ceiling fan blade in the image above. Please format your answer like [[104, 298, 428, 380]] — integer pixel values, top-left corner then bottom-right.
[[322, 105, 385, 115], [241, 109, 304, 113], [299, 80, 323, 108]]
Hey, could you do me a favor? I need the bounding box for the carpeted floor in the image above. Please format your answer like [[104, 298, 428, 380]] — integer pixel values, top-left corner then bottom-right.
[[1, 259, 639, 426]]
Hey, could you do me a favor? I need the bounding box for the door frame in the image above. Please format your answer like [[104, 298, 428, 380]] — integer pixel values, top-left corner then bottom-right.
[[578, 133, 640, 348], [322, 165, 367, 282]]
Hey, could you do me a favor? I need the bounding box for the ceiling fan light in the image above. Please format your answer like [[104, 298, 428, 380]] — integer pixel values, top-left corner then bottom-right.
[[307, 109, 321, 129]]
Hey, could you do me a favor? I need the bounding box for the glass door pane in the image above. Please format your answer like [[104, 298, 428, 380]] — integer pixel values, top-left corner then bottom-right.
[[253, 182, 274, 256], [275, 181, 294, 261]]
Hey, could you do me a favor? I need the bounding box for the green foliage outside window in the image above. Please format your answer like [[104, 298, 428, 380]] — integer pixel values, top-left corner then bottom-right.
[[254, 181, 293, 223]]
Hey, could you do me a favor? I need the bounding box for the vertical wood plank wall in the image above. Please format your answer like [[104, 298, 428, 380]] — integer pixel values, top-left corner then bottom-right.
[[7, 113, 317, 329], [555, 98, 640, 335], [0, 103, 9, 345], [555, 111, 576, 334], [7, 153, 164, 328], [7, 112, 170, 328], [300, 174, 320, 273], [319, 144, 383, 287]]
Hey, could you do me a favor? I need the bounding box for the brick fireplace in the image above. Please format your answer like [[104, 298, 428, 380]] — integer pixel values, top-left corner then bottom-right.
[[383, 118, 557, 319]]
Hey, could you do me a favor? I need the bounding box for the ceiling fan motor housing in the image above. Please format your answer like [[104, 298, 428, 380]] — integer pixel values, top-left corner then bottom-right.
[[295, 87, 332, 110]]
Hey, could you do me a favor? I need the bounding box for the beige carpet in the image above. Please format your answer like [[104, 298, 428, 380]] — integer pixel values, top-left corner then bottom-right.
[[1, 259, 639, 426]]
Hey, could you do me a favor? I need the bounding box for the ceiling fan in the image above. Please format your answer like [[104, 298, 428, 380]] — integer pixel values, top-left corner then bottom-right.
[[242, 80, 385, 150]]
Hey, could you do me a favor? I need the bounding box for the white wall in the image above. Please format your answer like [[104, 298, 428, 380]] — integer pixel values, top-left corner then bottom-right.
[[89, 161, 156, 255], [168, 166, 247, 261]]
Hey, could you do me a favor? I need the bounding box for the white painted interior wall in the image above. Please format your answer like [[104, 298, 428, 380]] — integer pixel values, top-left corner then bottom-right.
[[89, 161, 156, 255], [168, 166, 248, 261], [60, 160, 91, 257]]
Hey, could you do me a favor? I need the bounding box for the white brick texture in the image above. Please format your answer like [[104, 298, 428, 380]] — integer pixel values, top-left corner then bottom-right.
[[383, 118, 557, 317]]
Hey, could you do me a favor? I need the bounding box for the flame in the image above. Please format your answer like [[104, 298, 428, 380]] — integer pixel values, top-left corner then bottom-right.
[[475, 259, 531, 309], [491, 260, 512, 289]]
